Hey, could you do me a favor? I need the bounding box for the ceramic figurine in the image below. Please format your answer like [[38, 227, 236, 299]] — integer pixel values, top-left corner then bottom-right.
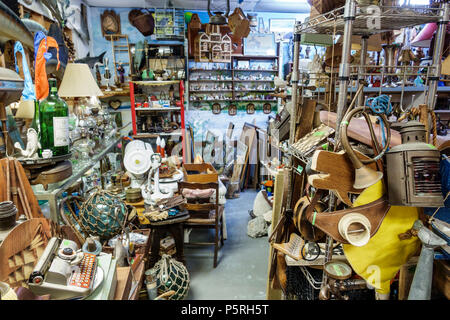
[[117, 62, 125, 84], [14, 128, 40, 159]]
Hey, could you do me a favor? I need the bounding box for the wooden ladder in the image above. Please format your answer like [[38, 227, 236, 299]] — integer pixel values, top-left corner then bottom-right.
[[105, 34, 132, 83]]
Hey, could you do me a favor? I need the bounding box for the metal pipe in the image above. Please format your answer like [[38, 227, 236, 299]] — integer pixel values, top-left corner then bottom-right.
[[320, 0, 356, 300], [426, 1, 449, 110], [335, 0, 356, 143], [357, 36, 369, 107], [285, 21, 302, 209]]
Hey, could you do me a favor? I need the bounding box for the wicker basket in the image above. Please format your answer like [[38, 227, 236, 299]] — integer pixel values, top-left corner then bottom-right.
[[129, 9, 155, 36]]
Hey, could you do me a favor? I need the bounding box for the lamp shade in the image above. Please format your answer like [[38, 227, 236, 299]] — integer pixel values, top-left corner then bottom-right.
[[58, 63, 103, 97]]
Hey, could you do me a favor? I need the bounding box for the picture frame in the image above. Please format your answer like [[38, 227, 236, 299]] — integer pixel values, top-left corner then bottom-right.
[[246, 103, 255, 114], [263, 103, 272, 114], [243, 33, 277, 56], [228, 104, 237, 116], [269, 19, 296, 34], [212, 102, 221, 114]]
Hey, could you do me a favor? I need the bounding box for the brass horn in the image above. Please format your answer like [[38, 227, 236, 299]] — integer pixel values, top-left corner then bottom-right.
[[340, 106, 390, 190]]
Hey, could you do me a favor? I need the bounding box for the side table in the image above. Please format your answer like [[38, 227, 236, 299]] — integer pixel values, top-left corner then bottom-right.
[[147, 212, 190, 268]]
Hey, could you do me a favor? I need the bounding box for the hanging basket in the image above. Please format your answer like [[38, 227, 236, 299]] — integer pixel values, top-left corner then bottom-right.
[[129, 9, 155, 37]]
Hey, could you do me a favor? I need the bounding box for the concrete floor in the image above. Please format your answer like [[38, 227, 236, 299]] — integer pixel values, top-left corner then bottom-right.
[[184, 190, 270, 300]]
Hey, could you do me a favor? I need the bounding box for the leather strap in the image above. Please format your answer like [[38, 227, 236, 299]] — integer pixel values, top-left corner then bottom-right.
[[304, 189, 324, 223]]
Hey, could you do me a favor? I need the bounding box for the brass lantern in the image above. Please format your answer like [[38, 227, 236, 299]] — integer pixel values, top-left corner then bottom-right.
[[386, 121, 444, 207]]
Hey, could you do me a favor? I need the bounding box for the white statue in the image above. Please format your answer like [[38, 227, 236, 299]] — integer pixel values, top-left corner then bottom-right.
[[14, 128, 40, 159]]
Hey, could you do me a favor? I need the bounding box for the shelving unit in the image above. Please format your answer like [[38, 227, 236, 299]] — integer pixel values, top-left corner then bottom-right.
[[129, 79, 186, 160], [187, 55, 280, 111], [154, 7, 185, 40]]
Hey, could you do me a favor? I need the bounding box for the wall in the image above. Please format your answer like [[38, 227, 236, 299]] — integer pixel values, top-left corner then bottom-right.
[[87, 6, 308, 150]]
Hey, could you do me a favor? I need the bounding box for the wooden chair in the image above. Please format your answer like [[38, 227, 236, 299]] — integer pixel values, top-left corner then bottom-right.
[[178, 181, 224, 268]]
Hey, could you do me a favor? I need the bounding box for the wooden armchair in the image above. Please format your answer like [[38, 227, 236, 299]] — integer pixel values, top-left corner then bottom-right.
[[178, 181, 224, 268]]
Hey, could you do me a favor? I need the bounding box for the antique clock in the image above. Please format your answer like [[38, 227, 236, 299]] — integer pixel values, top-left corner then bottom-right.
[[101, 10, 121, 38]]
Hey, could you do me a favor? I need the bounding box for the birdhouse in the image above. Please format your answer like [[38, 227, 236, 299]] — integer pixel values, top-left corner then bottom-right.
[[207, 24, 222, 43], [220, 34, 232, 62], [211, 44, 222, 62], [194, 32, 210, 62]]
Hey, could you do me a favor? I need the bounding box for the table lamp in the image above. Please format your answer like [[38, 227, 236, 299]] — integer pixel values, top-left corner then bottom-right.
[[58, 63, 104, 165], [59, 63, 103, 101], [58, 63, 104, 126]]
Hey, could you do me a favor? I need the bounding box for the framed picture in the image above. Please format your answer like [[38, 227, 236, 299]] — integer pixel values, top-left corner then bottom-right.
[[263, 103, 272, 114], [212, 103, 221, 114], [269, 19, 296, 34], [228, 104, 237, 116], [246, 103, 255, 114], [244, 33, 277, 56]]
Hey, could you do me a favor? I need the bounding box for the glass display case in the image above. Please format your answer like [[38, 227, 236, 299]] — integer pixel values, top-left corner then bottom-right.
[[31, 136, 123, 222]]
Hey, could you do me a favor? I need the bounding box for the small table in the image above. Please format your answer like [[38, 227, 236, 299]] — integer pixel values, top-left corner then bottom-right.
[[147, 211, 190, 268]]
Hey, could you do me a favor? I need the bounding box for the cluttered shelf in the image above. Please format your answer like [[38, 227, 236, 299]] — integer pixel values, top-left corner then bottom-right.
[[133, 130, 182, 138], [298, 4, 443, 35], [132, 80, 181, 86], [135, 107, 181, 111], [314, 86, 450, 94]]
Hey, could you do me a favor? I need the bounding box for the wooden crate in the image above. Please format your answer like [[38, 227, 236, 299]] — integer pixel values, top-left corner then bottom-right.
[[182, 163, 218, 184], [398, 256, 419, 300], [433, 260, 450, 299]]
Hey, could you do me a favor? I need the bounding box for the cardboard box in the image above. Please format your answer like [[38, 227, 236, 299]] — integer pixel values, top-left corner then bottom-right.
[[182, 163, 218, 184]]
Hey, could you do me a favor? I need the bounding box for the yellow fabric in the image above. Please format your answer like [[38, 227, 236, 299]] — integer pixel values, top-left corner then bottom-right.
[[343, 181, 420, 294]]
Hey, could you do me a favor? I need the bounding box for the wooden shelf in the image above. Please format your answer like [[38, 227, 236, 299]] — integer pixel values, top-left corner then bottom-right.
[[189, 69, 232, 72], [190, 99, 277, 102], [235, 90, 276, 92], [132, 80, 180, 86], [233, 80, 275, 82], [190, 99, 233, 102], [233, 69, 278, 72], [100, 90, 130, 98], [189, 79, 233, 82], [189, 90, 233, 93], [133, 130, 182, 138], [135, 107, 181, 111]]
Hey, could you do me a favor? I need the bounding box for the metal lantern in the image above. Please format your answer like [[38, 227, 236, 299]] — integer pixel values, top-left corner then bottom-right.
[[386, 121, 444, 207], [79, 189, 127, 240]]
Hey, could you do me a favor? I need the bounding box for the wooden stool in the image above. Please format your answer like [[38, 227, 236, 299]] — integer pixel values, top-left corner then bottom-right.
[[147, 212, 190, 268]]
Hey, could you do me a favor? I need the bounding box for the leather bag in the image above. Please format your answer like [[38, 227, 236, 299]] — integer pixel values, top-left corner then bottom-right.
[[228, 7, 250, 39], [305, 196, 390, 245]]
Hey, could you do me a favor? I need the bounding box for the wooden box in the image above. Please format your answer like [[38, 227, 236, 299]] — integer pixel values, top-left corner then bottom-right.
[[114, 266, 133, 300], [182, 163, 218, 183], [433, 260, 450, 299], [102, 228, 151, 256]]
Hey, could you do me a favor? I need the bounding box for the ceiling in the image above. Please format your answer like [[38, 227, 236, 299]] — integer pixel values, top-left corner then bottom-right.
[[85, 0, 311, 14]]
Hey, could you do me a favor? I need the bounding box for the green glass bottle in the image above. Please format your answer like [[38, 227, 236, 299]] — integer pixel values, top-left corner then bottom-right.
[[39, 78, 70, 157], [30, 100, 40, 133]]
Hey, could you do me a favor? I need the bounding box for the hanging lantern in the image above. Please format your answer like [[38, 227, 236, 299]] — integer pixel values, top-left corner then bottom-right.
[[386, 121, 444, 207]]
